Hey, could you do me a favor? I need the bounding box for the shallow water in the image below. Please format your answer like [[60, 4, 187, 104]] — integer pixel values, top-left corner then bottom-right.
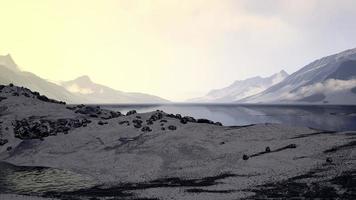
[[0, 162, 96, 195], [102, 104, 356, 131]]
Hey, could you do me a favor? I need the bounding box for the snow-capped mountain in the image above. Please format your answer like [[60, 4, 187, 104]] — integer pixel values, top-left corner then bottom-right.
[[61, 75, 169, 104], [189, 70, 288, 102], [0, 54, 169, 104], [239, 48, 356, 104]]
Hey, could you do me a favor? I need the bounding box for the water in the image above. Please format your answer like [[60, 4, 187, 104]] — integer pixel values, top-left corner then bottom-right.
[[102, 104, 356, 132]]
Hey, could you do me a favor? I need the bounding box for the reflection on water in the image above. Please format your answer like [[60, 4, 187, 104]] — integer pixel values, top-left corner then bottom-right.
[[0, 162, 96, 195], [103, 104, 356, 131]]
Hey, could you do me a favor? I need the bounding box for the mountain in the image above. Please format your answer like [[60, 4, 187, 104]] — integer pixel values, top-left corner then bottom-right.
[[0, 55, 82, 103], [239, 48, 356, 104], [189, 70, 288, 102], [0, 54, 169, 104], [61, 76, 169, 104]]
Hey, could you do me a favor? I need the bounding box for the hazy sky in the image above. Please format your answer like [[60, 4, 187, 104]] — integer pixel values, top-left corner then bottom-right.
[[1, 0, 356, 101]]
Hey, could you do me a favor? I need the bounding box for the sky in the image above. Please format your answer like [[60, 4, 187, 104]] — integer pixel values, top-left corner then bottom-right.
[[0, 0, 356, 101]]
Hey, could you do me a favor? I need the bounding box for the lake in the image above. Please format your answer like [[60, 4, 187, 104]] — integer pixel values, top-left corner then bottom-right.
[[102, 104, 356, 132]]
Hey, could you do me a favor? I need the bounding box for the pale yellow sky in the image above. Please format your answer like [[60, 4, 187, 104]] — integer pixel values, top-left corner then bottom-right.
[[1, 0, 356, 101]]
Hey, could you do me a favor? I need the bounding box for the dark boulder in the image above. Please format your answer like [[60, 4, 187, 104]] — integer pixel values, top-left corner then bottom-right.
[[180, 118, 188, 124], [168, 125, 177, 131], [98, 121, 108, 125], [183, 116, 196, 123], [243, 154, 249, 160], [326, 157, 333, 163], [214, 122, 223, 126], [0, 139, 8, 146], [126, 110, 137, 116], [265, 146, 271, 152], [197, 118, 214, 124], [286, 144, 297, 149], [141, 126, 152, 132]]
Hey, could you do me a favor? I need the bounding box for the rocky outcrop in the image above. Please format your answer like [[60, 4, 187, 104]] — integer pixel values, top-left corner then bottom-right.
[[13, 117, 91, 139]]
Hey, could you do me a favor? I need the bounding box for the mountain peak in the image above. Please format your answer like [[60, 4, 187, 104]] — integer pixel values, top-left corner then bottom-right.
[[278, 70, 288, 76], [0, 54, 20, 71], [74, 75, 93, 84]]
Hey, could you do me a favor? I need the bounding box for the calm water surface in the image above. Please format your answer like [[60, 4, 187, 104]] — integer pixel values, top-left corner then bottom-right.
[[102, 104, 356, 132]]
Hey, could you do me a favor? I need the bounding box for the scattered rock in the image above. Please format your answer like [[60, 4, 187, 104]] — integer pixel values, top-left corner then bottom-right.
[[13, 117, 91, 139], [168, 125, 177, 131]]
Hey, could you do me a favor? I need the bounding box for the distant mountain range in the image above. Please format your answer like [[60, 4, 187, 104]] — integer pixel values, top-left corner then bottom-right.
[[189, 70, 288, 103], [239, 48, 356, 104], [61, 76, 168, 104], [0, 54, 169, 104], [2, 47, 356, 105], [188, 48, 356, 105]]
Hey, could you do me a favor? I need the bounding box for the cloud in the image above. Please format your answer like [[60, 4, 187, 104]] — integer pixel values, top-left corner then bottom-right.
[[286, 79, 356, 100]]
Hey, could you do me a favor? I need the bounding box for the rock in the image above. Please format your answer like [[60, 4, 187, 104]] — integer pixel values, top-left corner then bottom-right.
[[220, 141, 225, 145], [149, 112, 163, 121], [160, 119, 168, 123], [136, 116, 142, 119], [119, 121, 130, 126], [265, 146, 271, 152], [98, 121, 108, 125], [326, 157, 333, 163], [133, 119, 143, 124], [180, 118, 188, 124], [13, 117, 89, 139], [9, 83, 14, 87], [215, 122, 223, 126], [6, 146, 12, 151], [0, 139, 8, 146], [141, 126, 152, 132], [286, 144, 297, 149], [146, 120, 153, 125], [243, 154, 249, 160], [183, 116, 196, 123], [134, 124, 142, 128], [175, 114, 182, 119], [197, 118, 214, 124], [161, 127, 166, 130], [126, 110, 137, 116], [168, 125, 177, 131]]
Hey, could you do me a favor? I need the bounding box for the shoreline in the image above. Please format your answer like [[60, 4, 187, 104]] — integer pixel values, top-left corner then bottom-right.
[[1, 85, 355, 199]]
